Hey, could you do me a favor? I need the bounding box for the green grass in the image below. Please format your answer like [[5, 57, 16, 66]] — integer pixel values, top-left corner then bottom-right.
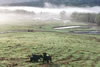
[[0, 20, 100, 67], [0, 32, 100, 67], [0, 20, 89, 32]]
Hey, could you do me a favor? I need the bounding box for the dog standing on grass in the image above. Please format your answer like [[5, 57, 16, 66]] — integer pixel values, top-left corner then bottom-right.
[[30, 54, 42, 62], [43, 53, 52, 64]]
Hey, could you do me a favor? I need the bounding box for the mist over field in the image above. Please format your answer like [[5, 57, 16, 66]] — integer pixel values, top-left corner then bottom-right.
[[1, 5, 100, 13], [0, 5, 100, 24]]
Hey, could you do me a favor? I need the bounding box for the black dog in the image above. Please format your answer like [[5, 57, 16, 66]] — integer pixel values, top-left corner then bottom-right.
[[30, 54, 42, 62], [43, 53, 52, 64], [29, 53, 52, 64]]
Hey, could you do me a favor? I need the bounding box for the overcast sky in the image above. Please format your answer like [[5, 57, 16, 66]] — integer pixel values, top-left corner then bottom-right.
[[0, 0, 37, 4]]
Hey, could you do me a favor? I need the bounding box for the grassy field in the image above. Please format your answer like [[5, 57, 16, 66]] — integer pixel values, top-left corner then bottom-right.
[[0, 21, 100, 67], [0, 20, 89, 32], [0, 32, 100, 67]]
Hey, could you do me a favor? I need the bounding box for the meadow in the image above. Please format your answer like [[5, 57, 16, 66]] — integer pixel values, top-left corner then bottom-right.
[[0, 21, 100, 67]]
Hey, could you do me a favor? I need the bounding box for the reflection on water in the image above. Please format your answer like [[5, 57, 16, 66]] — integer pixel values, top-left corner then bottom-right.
[[54, 26, 81, 29]]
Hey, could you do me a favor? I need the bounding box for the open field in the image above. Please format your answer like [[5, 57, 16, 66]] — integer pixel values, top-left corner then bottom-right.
[[0, 20, 97, 32], [0, 32, 100, 67], [0, 21, 100, 67]]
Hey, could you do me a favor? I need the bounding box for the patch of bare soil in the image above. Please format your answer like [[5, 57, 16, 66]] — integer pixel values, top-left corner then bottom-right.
[[39, 64, 50, 67], [55, 50, 92, 64], [7, 62, 18, 67], [39, 63, 60, 67], [0, 57, 29, 67], [0, 57, 28, 61], [56, 55, 82, 64]]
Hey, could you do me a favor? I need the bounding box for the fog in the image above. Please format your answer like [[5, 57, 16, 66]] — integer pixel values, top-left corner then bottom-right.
[[1, 6, 100, 14], [0, 6, 100, 24]]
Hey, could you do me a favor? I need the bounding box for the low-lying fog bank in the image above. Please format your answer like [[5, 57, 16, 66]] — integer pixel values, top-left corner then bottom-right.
[[0, 6, 100, 14], [0, 6, 100, 24]]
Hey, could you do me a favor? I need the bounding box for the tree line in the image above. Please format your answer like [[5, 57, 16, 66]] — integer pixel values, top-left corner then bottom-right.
[[71, 12, 100, 25]]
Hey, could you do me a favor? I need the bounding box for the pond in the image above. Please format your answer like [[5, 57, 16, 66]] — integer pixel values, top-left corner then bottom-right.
[[54, 26, 81, 29], [54, 25, 100, 34]]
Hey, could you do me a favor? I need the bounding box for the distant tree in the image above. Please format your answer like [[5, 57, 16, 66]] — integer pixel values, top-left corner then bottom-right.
[[89, 13, 96, 23], [71, 12, 96, 23], [71, 12, 79, 21], [60, 11, 66, 20], [96, 13, 100, 25], [14, 9, 35, 15], [14, 9, 27, 14]]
